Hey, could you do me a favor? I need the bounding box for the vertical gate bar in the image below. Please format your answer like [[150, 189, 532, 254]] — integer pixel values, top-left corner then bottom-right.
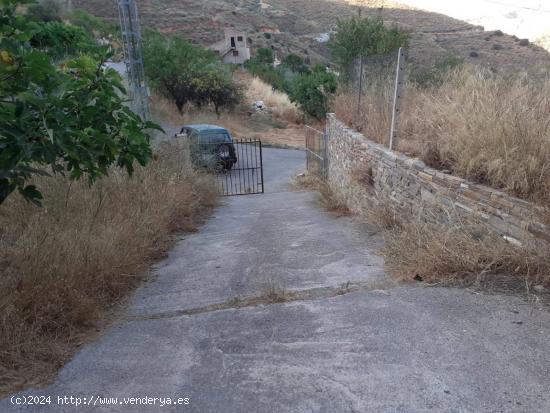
[[254, 139, 260, 192], [250, 139, 255, 194], [305, 128, 309, 173], [244, 139, 250, 194], [259, 140, 264, 193], [224, 151, 229, 195], [237, 140, 243, 195], [254, 139, 260, 193], [247, 138, 256, 192]]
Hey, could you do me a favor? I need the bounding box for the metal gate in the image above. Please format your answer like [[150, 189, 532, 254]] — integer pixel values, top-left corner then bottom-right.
[[199, 138, 264, 196], [305, 126, 328, 178]]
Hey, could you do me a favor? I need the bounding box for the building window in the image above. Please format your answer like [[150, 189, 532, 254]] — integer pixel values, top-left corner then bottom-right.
[[233, 50, 239, 56], [230, 37, 236, 48], [237, 36, 243, 42]]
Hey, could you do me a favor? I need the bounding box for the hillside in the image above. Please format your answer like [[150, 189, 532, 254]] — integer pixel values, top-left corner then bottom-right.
[[73, 0, 550, 74]]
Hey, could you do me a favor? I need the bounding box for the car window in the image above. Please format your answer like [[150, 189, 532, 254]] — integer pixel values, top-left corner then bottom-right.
[[200, 132, 231, 143]]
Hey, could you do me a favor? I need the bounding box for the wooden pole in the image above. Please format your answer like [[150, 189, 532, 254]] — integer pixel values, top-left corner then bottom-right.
[[389, 47, 405, 150]]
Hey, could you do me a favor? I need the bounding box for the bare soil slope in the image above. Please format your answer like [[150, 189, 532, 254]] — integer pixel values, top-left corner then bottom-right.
[[74, 0, 550, 72]]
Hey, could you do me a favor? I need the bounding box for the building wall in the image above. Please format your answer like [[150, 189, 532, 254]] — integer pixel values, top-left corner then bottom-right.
[[210, 28, 250, 65], [326, 114, 550, 247]]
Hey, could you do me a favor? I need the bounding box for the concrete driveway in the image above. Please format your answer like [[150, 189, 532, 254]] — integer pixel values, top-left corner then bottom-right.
[[2, 148, 550, 413]]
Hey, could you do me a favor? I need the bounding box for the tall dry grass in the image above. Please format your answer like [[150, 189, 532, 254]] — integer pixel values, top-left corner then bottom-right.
[[335, 66, 550, 208], [377, 205, 550, 291], [0, 140, 217, 395], [245, 77, 302, 124]]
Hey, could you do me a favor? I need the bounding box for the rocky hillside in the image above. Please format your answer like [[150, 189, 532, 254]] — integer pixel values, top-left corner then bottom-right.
[[73, 0, 550, 73]]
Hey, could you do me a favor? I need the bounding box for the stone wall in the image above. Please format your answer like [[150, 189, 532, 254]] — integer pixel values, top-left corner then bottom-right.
[[326, 113, 550, 247]]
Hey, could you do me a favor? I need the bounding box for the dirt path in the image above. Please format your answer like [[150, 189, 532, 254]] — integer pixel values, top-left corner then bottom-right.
[[2, 148, 550, 412]]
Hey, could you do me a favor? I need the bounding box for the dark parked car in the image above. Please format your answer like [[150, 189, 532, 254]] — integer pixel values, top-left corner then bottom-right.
[[176, 124, 237, 170]]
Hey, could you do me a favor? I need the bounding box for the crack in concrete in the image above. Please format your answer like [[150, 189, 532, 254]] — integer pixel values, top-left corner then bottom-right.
[[124, 281, 393, 323]]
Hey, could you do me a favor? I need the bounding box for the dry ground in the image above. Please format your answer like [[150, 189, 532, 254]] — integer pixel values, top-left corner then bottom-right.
[[74, 0, 550, 73], [151, 70, 309, 148]]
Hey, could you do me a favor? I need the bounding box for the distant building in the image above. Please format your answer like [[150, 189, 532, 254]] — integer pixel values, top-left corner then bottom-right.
[[209, 28, 251, 65]]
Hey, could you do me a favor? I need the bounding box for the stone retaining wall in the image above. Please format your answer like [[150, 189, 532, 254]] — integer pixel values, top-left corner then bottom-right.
[[326, 114, 550, 247]]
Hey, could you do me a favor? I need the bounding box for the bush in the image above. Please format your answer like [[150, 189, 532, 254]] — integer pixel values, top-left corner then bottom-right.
[[29, 21, 98, 59], [244, 59, 291, 93], [289, 66, 337, 119], [282, 53, 309, 73], [256, 47, 274, 65], [409, 53, 463, 87]]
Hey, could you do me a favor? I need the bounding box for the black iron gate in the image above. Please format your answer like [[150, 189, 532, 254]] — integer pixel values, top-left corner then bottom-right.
[[199, 138, 264, 196]]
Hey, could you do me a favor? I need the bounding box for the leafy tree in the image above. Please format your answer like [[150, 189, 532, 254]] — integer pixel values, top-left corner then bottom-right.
[[282, 53, 309, 74], [30, 21, 98, 60], [328, 16, 408, 71], [192, 71, 242, 116], [143, 32, 241, 115], [256, 48, 274, 66], [289, 66, 337, 119], [0, 0, 158, 205]]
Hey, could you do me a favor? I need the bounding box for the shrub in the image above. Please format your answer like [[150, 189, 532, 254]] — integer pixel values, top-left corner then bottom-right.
[[289, 66, 338, 119], [256, 47, 274, 65], [408, 53, 463, 87], [29, 21, 98, 59]]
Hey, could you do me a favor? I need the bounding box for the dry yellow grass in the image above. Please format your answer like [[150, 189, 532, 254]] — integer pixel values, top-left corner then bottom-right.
[[244, 77, 302, 125], [377, 205, 550, 291], [150, 89, 306, 148], [336, 66, 550, 208], [0, 140, 217, 396]]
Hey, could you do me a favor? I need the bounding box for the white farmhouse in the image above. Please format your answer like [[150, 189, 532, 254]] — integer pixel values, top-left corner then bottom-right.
[[209, 28, 251, 65]]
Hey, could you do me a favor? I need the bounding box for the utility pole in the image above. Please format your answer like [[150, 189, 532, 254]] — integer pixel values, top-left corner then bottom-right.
[[117, 0, 150, 120]]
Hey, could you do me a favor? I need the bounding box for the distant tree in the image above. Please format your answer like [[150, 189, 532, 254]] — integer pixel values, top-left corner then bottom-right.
[[328, 16, 408, 71], [142, 32, 242, 115], [256, 48, 274, 65], [282, 54, 309, 73], [192, 70, 242, 117], [26, 0, 65, 22], [289, 66, 337, 119], [30, 21, 98, 60]]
